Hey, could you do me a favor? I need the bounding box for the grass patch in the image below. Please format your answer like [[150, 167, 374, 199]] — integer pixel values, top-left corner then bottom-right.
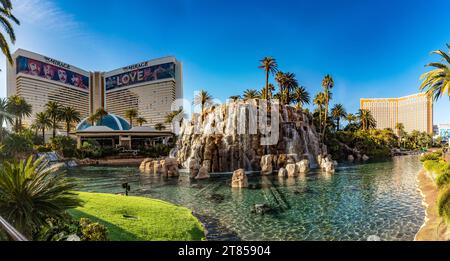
[[68, 192, 205, 241], [437, 185, 450, 224]]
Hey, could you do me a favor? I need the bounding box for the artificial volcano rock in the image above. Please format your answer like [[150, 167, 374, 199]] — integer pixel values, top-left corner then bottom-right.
[[176, 100, 323, 173]]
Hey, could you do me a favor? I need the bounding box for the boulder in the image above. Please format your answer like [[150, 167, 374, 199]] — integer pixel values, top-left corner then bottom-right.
[[286, 164, 298, 177], [153, 161, 162, 175], [276, 154, 288, 169], [323, 161, 335, 173], [188, 158, 200, 178], [348, 155, 355, 162], [286, 154, 298, 164], [163, 158, 179, 177], [145, 161, 153, 172], [362, 154, 370, 161], [231, 169, 248, 188], [260, 155, 274, 175], [296, 159, 310, 173], [195, 166, 210, 180], [278, 168, 288, 177]]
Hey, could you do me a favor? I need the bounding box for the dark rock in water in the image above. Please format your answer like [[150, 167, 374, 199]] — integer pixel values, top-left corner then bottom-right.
[[248, 184, 262, 190], [252, 204, 274, 215], [208, 194, 225, 204]]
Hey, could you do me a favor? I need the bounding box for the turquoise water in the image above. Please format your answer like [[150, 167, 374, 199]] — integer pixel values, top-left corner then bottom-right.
[[67, 155, 425, 241]]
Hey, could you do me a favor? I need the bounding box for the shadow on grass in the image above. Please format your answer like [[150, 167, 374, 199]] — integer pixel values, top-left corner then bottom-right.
[[68, 209, 140, 241]]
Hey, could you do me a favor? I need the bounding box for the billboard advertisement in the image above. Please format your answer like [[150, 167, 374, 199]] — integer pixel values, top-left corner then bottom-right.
[[16, 56, 89, 90], [105, 62, 175, 91]]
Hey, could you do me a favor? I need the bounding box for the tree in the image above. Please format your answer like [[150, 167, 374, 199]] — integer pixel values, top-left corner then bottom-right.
[[125, 108, 138, 128], [292, 86, 310, 109], [321, 75, 334, 139], [165, 108, 183, 125], [314, 92, 326, 137], [0, 97, 13, 142], [154, 123, 166, 131], [243, 89, 261, 100], [0, 156, 82, 238], [193, 90, 213, 123], [2, 133, 33, 159], [7, 95, 32, 132], [34, 112, 52, 143], [45, 101, 62, 139], [331, 104, 347, 131], [258, 57, 278, 100], [419, 44, 450, 101], [275, 71, 286, 104], [358, 109, 376, 131], [260, 83, 275, 100], [89, 107, 108, 126], [60, 106, 81, 136], [229, 95, 241, 102], [283, 72, 298, 105], [136, 116, 147, 126], [0, 0, 20, 65]]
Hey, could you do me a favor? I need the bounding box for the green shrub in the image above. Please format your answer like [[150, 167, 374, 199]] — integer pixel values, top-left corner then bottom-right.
[[1, 133, 33, 159], [436, 166, 450, 189], [79, 218, 108, 241], [420, 151, 443, 162], [437, 185, 450, 224], [76, 140, 103, 159], [34, 144, 52, 153], [50, 136, 77, 158]]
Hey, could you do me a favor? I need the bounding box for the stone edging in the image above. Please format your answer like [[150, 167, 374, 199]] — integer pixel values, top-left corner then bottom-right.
[[414, 169, 450, 241]]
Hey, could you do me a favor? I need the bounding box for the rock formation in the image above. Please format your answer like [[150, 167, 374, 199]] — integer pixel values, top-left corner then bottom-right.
[[195, 166, 210, 180], [286, 164, 297, 177], [278, 168, 287, 177], [139, 158, 179, 177], [176, 100, 323, 173], [231, 169, 248, 188]]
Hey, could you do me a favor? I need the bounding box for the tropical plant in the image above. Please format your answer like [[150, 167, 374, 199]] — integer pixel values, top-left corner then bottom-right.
[[154, 123, 166, 131], [260, 83, 275, 100], [60, 106, 81, 136], [292, 86, 310, 109], [193, 90, 213, 123], [34, 112, 52, 143], [419, 44, 450, 101], [437, 185, 450, 223], [136, 116, 147, 127], [229, 95, 241, 102], [258, 57, 278, 100], [50, 136, 77, 158], [283, 72, 298, 105], [243, 89, 261, 100], [0, 97, 13, 142], [321, 74, 334, 139], [89, 107, 108, 126], [45, 101, 63, 139], [0, 156, 82, 237], [395, 123, 407, 147], [125, 108, 138, 127], [0, 0, 20, 65], [357, 109, 376, 131], [314, 92, 326, 136], [1, 132, 33, 159], [7, 95, 32, 132], [165, 108, 183, 126], [331, 104, 347, 131]]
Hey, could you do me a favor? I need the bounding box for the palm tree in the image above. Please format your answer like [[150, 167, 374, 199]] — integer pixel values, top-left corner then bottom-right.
[[283, 72, 298, 105], [420, 44, 450, 101], [7, 95, 32, 132], [314, 92, 326, 136], [0, 97, 13, 142], [154, 123, 166, 131], [346, 113, 357, 125], [321, 75, 334, 139], [125, 108, 138, 127], [331, 104, 347, 131], [34, 112, 52, 143], [136, 116, 147, 126], [229, 95, 241, 102], [45, 101, 63, 139], [259, 57, 278, 100], [89, 107, 108, 126], [395, 123, 406, 148], [165, 108, 183, 125], [243, 89, 261, 100], [193, 90, 213, 123], [358, 109, 376, 131], [0, 156, 82, 237], [60, 106, 81, 136], [260, 83, 275, 100], [292, 86, 310, 109], [0, 0, 20, 65], [275, 71, 286, 104]]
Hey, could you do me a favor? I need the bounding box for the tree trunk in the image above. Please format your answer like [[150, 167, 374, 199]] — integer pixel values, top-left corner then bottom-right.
[[66, 121, 70, 136], [337, 118, 340, 131], [265, 71, 269, 101], [52, 117, 56, 138], [42, 129, 45, 144]]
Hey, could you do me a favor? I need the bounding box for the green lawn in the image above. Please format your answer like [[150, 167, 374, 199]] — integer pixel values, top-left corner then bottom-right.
[[69, 192, 205, 241]]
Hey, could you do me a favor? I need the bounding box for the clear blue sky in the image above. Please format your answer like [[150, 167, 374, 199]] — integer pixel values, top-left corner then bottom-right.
[[1, 0, 449, 124]]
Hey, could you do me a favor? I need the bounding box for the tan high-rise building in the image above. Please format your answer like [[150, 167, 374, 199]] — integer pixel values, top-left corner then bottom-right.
[[7, 49, 183, 133], [360, 93, 433, 134]]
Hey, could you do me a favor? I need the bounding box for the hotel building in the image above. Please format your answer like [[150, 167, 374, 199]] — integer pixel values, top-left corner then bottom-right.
[[360, 93, 433, 134], [7, 49, 183, 132]]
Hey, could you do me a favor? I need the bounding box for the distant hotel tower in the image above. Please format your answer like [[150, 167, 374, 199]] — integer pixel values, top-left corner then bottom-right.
[[7, 49, 183, 132], [360, 93, 433, 134]]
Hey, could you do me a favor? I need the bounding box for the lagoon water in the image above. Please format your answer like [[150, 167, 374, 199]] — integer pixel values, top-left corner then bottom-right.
[[68, 155, 425, 241]]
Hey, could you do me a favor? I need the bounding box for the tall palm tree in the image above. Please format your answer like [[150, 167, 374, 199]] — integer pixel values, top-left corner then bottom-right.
[[260, 83, 275, 100], [165, 108, 183, 125], [259, 57, 278, 100], [358, 109, 376, 131], [154, 123, 166, 131], [7, 95, 32, 132], [283, 72, 298, 105], [229, 95, 241, 102], [193, 90, 213, 123], [243, 89, 261, 100], [45, 101, 62, 139], [0, 156, 82, 237], [89, 107, 108, 126], [136, 116, 147, 126], [275, 71, 286, 104], [292, 85, 310, 109], [314, 92, 326, 136], [0, 97, 13, 142], [60, 106, 81, 136], [321, 75, 334, 139], [125, 108, 138, 127], [34, 112, 52, 143], [0, 0, 20, 65], [419, 44, 450, 101], [346, 113, 357, 125], [331, 104, 347, 131], [395, 122, 406, 148]]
